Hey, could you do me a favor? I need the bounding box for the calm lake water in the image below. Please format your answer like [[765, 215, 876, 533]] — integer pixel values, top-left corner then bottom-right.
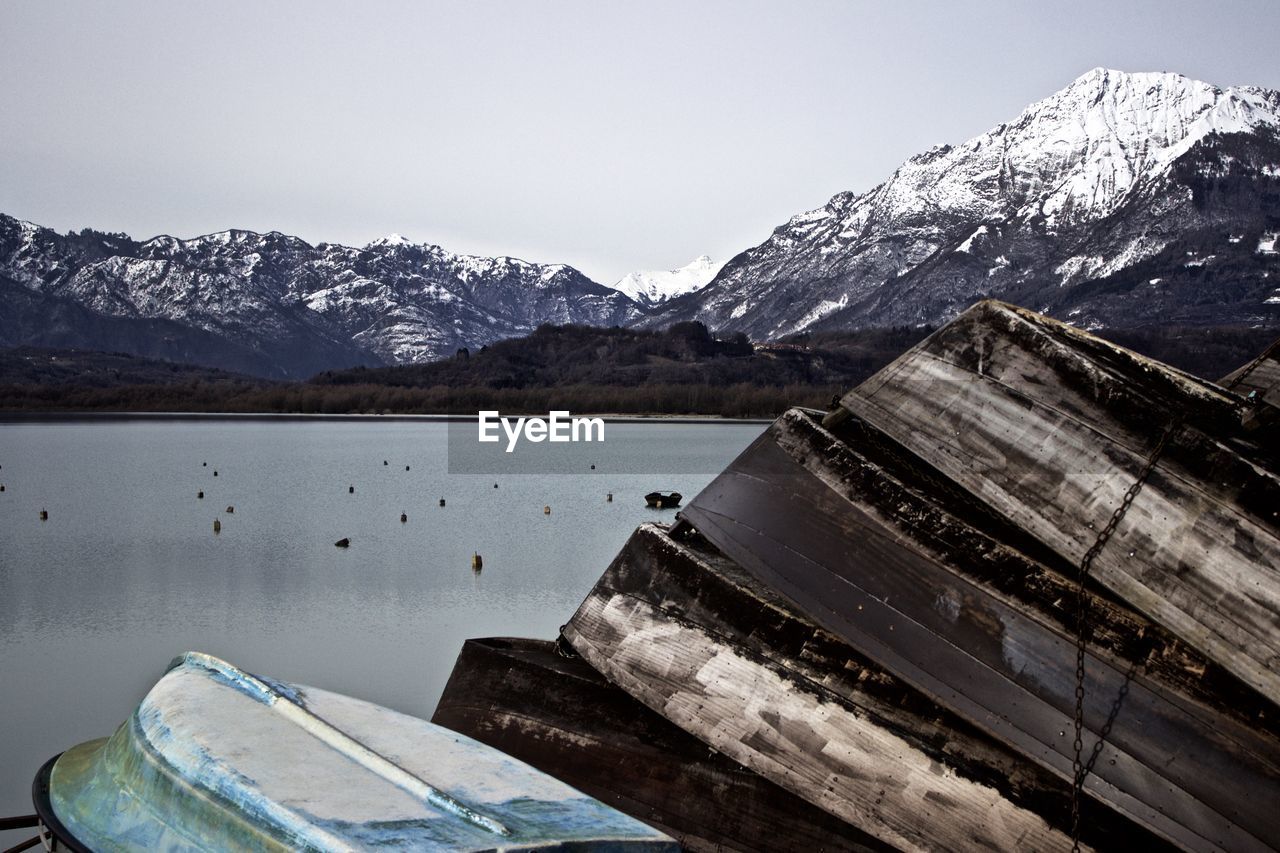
[[0, 416, 765, 829]]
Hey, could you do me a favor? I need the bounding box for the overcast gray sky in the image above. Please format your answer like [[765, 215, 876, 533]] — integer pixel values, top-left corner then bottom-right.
[[2, 1, 1277, 284]]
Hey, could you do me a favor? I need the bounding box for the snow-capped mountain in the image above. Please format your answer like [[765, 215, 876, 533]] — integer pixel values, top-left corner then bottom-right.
[[609, 255, 724, 305], [5, 68, 1278, 378], [0, 218, 642, 377], [646, 68, 1280, 337]]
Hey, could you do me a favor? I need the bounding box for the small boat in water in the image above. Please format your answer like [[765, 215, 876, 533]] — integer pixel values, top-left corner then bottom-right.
[[32, 652, 676, 852], [643, 491, 681, 508]]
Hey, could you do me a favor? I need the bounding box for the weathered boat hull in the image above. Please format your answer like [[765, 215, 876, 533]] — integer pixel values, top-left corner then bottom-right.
[[32, 754, 90, 853], [432, 636, 881, 852], [35, 652, 676, 852], [838, 300, 1280, 709], [563, 522, 1172, 852], [679, 406, 1280, 852]]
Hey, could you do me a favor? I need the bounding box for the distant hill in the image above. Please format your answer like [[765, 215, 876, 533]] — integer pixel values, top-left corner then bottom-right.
[[0, 323, 909, 416], [311, 322, 889, 388], [0, 321, 1272, 416], [0, 347, 267, 412], [302, 322, 898, 416], [0, 347, 261, 387]]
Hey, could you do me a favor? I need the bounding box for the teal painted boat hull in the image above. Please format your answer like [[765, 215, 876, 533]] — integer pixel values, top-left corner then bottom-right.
[[37, 652, 677, 852]]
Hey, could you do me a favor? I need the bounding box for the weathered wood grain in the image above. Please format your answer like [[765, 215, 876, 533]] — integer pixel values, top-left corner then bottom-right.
[[680, 408, 1280, 851], [841, 300, 1280, 707], [565, 524, 1170, 852], [1221, 344, 1280, 408], [821, 410, 1280, 738], [432, 637, 882, 853]]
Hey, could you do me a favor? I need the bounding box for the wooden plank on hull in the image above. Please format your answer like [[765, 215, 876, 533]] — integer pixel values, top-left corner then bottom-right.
[[840, 300, 1280, 706], [565, 523, 1171, 852], [1220, 342, 1280, 408], [431, 637, 884, 853], [678, 409, 1280, 852], [823, 410, 1280, 731]]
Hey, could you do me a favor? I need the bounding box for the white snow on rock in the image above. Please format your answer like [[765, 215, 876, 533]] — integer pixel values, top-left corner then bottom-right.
[[367, 233, 414, 248], [608, 255, 725, 305], [954, 225, 988, 253], [0, 213, 644, 367], [647, 67, 1280, 338]]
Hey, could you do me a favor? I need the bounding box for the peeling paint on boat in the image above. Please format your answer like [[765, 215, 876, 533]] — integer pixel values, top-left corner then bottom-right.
[[44, 652, 677, 851]]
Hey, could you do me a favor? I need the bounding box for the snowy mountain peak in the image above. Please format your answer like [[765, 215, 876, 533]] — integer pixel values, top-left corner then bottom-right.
[[646, 68, 1280, 340], [609, 255, 725, 305], [366, 233, 417, 249], [772, 68, 1280, 243]]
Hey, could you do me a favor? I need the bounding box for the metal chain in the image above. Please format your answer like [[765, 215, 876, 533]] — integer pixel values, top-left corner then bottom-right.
[[1225, 335, 1280, 392], [554, 624, 578, 659], [1068, 332, 1278, 847], [1069, 419, 1180, 851]]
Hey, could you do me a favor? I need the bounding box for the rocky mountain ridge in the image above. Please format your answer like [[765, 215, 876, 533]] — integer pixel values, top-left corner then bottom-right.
[[0, 219, 642, 377], [643, 68, 1280, 337]]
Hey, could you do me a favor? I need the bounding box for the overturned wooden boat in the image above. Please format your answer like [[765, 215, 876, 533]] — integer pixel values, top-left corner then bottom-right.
[[561, 522, 1178, 851], [541, 302, 1280, 851], [673, 405, 1280, 851], [432, 637, 878, 852], [392, 299, 1280, 851], [643, 491, 681, 508], [33, 651, 676, 851], [836, 300, 1280, 705]]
